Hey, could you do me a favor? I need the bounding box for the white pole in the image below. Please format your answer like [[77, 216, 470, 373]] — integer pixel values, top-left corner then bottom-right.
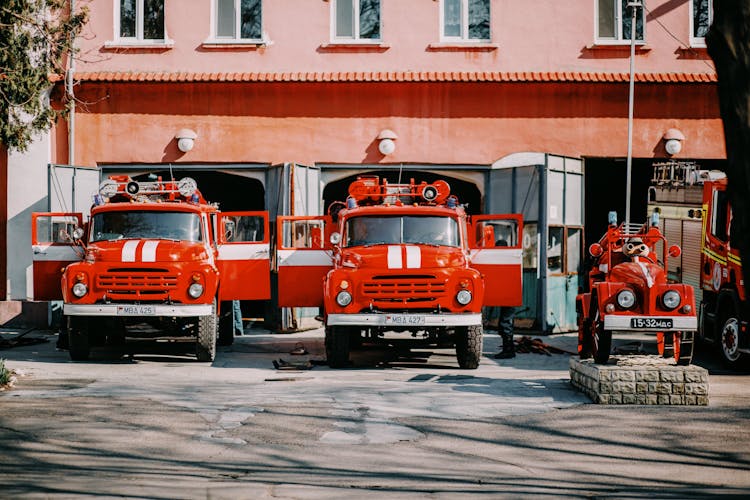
[[625, 1, 641, 228]]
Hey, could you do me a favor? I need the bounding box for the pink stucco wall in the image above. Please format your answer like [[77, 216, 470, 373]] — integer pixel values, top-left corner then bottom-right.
[[77, 1, 715, 75]]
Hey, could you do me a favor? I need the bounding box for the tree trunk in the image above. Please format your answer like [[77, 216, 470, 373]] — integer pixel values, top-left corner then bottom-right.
[[707, 1, 750, 316]]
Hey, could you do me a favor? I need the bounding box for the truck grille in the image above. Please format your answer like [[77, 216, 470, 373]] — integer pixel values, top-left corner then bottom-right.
[[362, 275, 447, 302], [97, 268, 178, 299]]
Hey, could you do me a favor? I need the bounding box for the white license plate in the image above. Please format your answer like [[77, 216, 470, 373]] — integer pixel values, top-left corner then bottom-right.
[[630, 318, 673, 329], [117, 305, 156, 316], [385, 315, 426, 326]]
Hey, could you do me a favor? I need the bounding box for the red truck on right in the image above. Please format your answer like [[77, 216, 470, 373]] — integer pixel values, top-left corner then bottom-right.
[[648, 163, 749, 369]]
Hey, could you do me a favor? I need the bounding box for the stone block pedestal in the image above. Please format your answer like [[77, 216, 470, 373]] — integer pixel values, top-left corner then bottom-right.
[[569, 356, 709, 405]]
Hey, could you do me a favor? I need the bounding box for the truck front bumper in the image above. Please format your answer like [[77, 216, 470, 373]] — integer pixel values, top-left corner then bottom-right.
[[603, 315, 697, 331], [63, 303, 213, 317], [326, 313, 482, 327]]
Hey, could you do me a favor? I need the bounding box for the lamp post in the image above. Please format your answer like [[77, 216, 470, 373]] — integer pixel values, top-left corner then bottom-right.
[[625, 0, 642, 228]]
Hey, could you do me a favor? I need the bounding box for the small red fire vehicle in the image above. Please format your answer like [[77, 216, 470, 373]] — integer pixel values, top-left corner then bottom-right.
[[32, 176, 270, 361], [275, 176, 523, 369], [577, 212, 697, 365]]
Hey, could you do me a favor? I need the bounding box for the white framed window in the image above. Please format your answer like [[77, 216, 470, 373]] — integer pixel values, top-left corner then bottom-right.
[[595, 0, 645, 44], [116, 0, 166, 42], [441, 0, 490, 42], [214, 0, 263, 41], [332, 0, 381, 42], [690, 0, 712, 47]]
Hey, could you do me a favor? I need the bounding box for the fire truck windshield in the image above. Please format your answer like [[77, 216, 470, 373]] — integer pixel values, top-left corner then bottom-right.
[[345, 215, 459, 247], [90, 211, 203, 242]]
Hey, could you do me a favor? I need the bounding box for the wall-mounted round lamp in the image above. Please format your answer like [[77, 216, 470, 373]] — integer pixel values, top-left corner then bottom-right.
[[377, 129, 397, 155], [175, 128, 197, 153], [663, 128, 685, 156]]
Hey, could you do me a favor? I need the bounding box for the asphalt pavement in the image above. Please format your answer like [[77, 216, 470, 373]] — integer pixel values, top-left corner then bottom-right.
[[0, 325, 749, 498]]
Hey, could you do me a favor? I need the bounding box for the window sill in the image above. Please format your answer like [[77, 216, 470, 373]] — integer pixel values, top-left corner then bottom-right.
[[318, 42, 390, 53], [587, 42, 651, 53], [103, 39, 175, 51], [427, 42, 497, 52], [201, 39, 270, 50]]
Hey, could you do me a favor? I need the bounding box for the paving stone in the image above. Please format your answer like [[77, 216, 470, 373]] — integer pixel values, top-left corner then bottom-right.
[[660, 370, 684, 383], [636, 382, 648, 394]]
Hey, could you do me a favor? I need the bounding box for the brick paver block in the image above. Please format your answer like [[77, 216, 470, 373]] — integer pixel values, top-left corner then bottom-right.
[[569, 356, 709, 405]]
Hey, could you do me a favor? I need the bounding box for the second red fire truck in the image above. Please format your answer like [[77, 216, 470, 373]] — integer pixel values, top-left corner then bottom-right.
[[276, 175, 523, 369]]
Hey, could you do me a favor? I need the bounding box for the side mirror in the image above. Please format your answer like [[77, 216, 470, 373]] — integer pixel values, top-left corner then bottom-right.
[[330, 232, 341, 245], [72, 227, 85, 240], [224, 219, 235, 241]]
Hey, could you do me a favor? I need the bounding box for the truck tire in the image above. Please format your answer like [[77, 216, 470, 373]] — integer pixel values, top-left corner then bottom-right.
[[217, 301, 235, 346], [67, 316, 90, 361], [593, 330, 612, 364], [325, 326, 350, 368], [718, 314, 748, 369], [456, 325, 483, 369], [195, 302, 218, 362]]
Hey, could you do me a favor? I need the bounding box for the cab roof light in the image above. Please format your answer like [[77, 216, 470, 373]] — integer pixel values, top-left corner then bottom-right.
[[346, 176, 453, 207], [96, 176, 205, 204]]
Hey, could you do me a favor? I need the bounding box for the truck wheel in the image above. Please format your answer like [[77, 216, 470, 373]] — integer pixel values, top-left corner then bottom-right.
[[718, 315, 748, 369], [217, 301, 235, 347], [456, 325, 483, 369], [67, 316, 90, 361], [325, 326, 350, 368], [195, 302, 218, 362], [57, 314, 70, 350], [591, 310, 611, 365], [579, 317, 593, 359]]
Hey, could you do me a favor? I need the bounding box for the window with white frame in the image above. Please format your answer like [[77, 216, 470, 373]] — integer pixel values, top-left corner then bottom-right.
[[442, 0, 490, 41], [118, 0, 165, 41], [596, 0, 644, 43], [690, 0, 712, 46], [216, 0, 262, 41], [333, 0, 381, 41]]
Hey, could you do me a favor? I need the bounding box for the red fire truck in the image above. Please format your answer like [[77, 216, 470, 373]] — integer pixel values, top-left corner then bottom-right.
[[647, 164, 749, 369], [275, 176, 523, 369], [576, 213, 697, 365], [698, 177, 750, 369], [31, 176, 270, 361]]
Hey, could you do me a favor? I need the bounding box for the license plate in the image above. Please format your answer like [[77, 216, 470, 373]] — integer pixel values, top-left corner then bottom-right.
[[385, 315, 426, 326], [630, 318, 673, 329], [117, 305, 156, 316]]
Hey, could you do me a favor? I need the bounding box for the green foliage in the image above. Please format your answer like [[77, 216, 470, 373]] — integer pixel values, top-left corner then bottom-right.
[[0, 0, 88, 151], [0, 359, 9, 386]]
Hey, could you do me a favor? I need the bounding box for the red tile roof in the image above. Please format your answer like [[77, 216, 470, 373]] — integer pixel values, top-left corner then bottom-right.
[[74, 71, 717, 84]]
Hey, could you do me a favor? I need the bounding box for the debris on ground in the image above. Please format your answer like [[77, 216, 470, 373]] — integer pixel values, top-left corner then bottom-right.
[[513, 336, 577, 356], [0, 359, 19, 391], [273, 358, 313, 370], [289, 342, 309, 355], [0, 329, 50, 350]]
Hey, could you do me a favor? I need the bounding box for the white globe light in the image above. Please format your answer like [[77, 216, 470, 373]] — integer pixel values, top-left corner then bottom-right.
[[665, 138, 682, 155], [378, 138, 396, 155], [177, 137, 194, 152]]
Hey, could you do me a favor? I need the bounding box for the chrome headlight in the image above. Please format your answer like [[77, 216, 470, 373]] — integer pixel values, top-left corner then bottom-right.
[[616, 289, 636, 309], [72, 282, 88, 298], [336, 291, 352, 307], [456, 289, 472, 305], [662, 290, 681, 310], [188, 283, 204, 299]]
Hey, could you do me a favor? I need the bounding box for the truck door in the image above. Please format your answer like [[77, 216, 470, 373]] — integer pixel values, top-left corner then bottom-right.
[[216, 211, 271, 300], [31, 212, 84, 300], [276, 216, 333, 306], [468, 214, 523, 306]]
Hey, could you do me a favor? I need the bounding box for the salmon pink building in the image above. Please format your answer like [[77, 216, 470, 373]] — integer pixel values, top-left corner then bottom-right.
[[2, 0, 722, 331]]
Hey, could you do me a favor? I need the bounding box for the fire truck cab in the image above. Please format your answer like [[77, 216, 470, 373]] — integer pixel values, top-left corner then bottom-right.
[[577, 212, 697, 365], [276, 176, 523, 369], [31, 176, 270, 361], [699, 177, 750, 368]]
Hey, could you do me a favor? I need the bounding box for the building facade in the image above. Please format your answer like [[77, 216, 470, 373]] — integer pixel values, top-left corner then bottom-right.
[[2, 0, 723, 331]]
